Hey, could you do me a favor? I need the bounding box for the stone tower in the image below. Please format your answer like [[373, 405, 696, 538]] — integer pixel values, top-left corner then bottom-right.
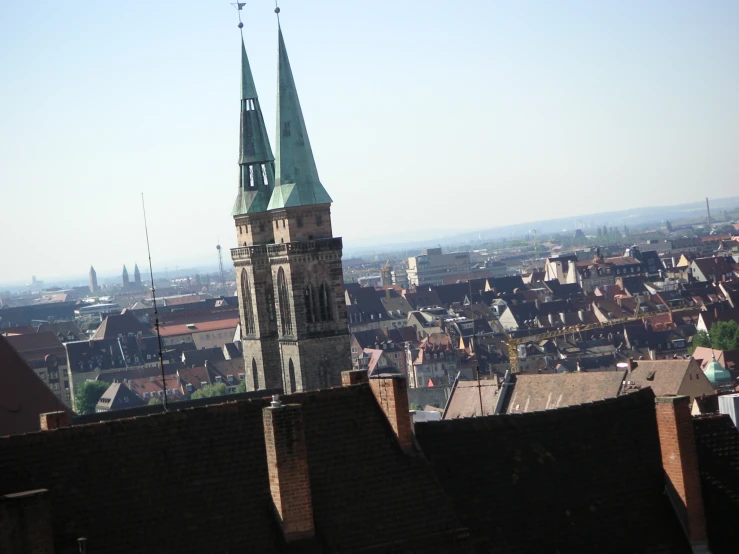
[[122, 265, 130, 290], [134, 264, 142, 289], [89, 266, 98, 293], [231, 22, 351, 394]]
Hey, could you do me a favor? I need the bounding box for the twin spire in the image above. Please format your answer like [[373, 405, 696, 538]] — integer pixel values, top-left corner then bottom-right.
[[233, 19, 330, 216]]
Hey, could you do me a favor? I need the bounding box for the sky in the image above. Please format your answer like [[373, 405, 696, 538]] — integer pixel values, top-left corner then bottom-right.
[[1, 0, 738, 285]]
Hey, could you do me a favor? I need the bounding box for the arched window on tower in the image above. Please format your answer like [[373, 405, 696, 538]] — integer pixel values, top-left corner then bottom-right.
[[251, 358, 259, 390], [241, 271, 255, 335], [288, 358, 296, 394], [304, 285, 315, 323], [277, 267, 293, 336], [319, 282, 333, 322]]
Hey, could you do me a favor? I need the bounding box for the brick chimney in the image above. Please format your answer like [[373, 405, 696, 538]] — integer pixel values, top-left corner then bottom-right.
[[39, 411, 70, 431], [262, 397, 314, 542], [0, 489, 54, 554], [655, 396, 710, 553], [341, 369, 368, 386], [369, 375, 413, 453]]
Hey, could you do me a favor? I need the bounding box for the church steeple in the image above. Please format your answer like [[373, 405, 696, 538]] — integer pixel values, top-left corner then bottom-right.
[[232, 29, 276, 216], [267, 25, 332, 210]]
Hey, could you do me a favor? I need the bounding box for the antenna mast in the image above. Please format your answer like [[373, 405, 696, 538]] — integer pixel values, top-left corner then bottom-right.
[[217, 243, 227, 296], [141, 193, 168, 410]]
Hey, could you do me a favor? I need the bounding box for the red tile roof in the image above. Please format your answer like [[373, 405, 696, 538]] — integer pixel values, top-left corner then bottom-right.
[[158, 318, 239, 337]]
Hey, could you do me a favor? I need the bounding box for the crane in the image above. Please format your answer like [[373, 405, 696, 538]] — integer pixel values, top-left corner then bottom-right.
[[504, 304, 700, 373], [381, 259, 392, 287]]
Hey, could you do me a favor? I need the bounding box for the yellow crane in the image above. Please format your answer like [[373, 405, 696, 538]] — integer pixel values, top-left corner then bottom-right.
[[381, 259, 392, 287], [504, 304, 699, 373]]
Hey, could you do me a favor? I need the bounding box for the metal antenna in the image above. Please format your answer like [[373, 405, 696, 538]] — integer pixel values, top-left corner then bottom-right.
[[141, 193, 168, 411], [216, 241, 227, 296]]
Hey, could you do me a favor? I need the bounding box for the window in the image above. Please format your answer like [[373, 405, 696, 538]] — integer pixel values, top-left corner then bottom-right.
[[351, 347, 358, 354], [241, 271, 255, 335], [200, 382, 208, 388], [143, 393, 149, 399], [277, 267, 293, 335], [319, 283, 333, 321], [238, 373, 245, 382], [305, 285, 315, 323], [39, 371, 47, 380], [215, 376, 223, 383], [186, 384, 193, 393], [49, 371, 59, 380], [288, 359, 297, 394], [252, 359, 259, 390], [227, 375, 234, 383]]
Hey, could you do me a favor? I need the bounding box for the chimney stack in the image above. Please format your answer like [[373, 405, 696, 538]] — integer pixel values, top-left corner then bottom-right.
[[0, 489, 54, 554], [39, 411, 70, 431], [655, 396, 709, 552], [341, 369, 368, 386], [370, 375, 413, 453], [262, 398, 315, 542]]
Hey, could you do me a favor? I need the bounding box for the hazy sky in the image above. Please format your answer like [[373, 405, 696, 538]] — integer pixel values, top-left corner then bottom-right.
[[1, 0, 738, 285]]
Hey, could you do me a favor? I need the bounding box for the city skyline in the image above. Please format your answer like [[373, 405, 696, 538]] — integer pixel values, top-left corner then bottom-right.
[[2, 0, 738, 283]]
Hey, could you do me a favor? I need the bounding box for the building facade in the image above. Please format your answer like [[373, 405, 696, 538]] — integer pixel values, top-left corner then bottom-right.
[[230, 27, 351, 394]]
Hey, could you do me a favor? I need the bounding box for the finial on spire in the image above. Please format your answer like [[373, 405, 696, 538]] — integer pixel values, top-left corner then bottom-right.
[[274, 1, 280, 20], [231, 3, 246, 28]]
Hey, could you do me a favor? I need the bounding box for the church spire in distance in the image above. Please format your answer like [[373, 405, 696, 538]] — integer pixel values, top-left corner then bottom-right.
[[232, 2, 276, 216], [267, 10, 332, 210]]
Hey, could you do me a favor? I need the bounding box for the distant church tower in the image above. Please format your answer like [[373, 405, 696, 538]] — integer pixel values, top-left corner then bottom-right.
[[231, 19, 351, 394], [134, 264, 142, 289], [89, 266, 98, 293], [122, 265, 130, 290]]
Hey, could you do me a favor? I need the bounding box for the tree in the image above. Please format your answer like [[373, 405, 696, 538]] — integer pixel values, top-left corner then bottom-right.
[[709, 321, 739, 351], [74, 380, 110, 415], [191, 382, 228, 400], [689, 321, 739, 354], [688, 330, 711, 354], [665, 220, 673, 233], [235, 380, 246, 393]]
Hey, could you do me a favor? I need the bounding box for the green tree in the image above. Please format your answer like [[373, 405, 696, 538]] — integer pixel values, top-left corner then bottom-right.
[[235, 380, 246, 393], [689, 321, 739, 354], [688, 330, 711, 354], [191, 382, 228, 400], [665, 220, 673, 232], [148, 398, 162, 406], [74, 380, 110, 415], [709, 321, 739, 351]]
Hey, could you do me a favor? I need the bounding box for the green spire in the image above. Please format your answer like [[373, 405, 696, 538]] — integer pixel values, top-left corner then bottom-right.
[[267, 26, 332, 210], [233, 36, 276, 216]]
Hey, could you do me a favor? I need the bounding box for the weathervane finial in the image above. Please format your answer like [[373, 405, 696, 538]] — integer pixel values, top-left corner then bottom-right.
[[274, 1, 280, 20], [231, 2, 246, 29]]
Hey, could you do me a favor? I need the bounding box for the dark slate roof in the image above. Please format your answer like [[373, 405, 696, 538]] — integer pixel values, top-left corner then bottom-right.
[[387, 326, 417, 343], [95, 382, 146, 412], [488, 275, 523, 294], [90, 311, 154, 340], [543, 280, 583, 299], [0, 301, 77, 328], [66, 335, 161, 373], [415, 389, 692, 554], [0, 385, 468, 554], [0, 335, 71, 436], [693, 415, 739, 554], [352, 328, 388, 349], [181, 347, 225, 367]]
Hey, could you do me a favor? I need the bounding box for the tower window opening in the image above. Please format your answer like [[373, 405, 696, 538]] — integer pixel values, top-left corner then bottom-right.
[[249, 165, 255, 188], [277, 267, 293, 336], [261, 164, 269, 186], [305, 285, 315, 323], [316, 214, 323, 226]]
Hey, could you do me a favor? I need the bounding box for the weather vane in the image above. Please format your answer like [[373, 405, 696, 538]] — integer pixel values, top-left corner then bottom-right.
[[231, 2, 246, 28]]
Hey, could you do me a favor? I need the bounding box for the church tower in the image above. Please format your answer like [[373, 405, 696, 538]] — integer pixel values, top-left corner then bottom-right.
[[89, 266, 98, 293], [134, 264, 142, 288], [122, 265, 130, 290], [231, 15, 351, 393]]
